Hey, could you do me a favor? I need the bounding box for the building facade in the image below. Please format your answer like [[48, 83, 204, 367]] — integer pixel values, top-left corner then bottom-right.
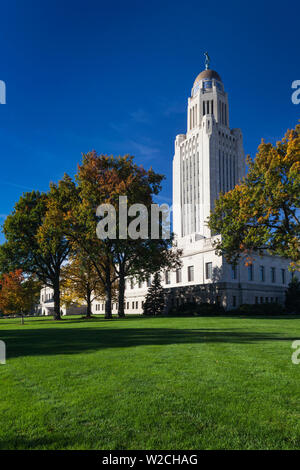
[[39, 64, 296, 316]]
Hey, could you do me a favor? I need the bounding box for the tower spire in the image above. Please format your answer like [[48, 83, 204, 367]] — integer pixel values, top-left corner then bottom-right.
[[204, 52, 210, 70]]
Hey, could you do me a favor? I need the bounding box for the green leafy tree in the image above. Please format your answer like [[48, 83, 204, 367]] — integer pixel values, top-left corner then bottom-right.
[[0, 190, 70, 320], [285, 276, 300, 313], [71, 152, 181, 318], [143, 272, 165, 316], [209, 124, 300, 270]]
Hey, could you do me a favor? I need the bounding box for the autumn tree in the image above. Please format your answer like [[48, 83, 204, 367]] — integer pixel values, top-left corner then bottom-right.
[[0, 190, 70, 320], [75, 152, 181, 318], [61, 254, 106, 318], [209, 124, 300, 270], [0, 270, 41, 315]]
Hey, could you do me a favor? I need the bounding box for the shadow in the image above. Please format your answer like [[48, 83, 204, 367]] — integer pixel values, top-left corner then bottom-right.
[[0, 325, 298, 359]]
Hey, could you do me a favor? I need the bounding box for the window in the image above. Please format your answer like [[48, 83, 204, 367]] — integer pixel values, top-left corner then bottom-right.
[[165, 271, 171, 285], [132, 301, 134, 309], [231, 265, 237, 280], [138, 279, 142, 288], [188, 266, 194, 282], [259, 266, 265, 282], [136, 301, 138, 309], [271, 267, 276, 283], [255, 297, 258, 304], [130, 278, 134, 289], [281, 269, 285, 284], [233, 296, 236, 307], [205, 262, 212, 280], [176, 268, 182, 283], [126, 302, 129, 310], [248, 264, 254, 281]]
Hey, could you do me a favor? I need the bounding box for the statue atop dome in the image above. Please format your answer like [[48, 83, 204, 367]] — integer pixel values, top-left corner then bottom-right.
[[204, 52, 210, 70]]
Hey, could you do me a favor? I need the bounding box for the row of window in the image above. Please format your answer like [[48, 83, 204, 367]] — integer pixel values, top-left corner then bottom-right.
[[231, 296, 280, 307], [219, 150, 236, 193], [231, 265, 287, 284], [94, 301, 144, 311], [127, 263, 213, 290]]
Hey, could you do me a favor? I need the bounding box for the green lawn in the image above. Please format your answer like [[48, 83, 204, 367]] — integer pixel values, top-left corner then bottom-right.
[[0, 314, 299, 450]]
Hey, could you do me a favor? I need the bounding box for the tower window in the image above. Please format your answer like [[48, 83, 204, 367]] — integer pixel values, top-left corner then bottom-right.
[[281, 269, 285, 284], [259, 266, 265, 282]]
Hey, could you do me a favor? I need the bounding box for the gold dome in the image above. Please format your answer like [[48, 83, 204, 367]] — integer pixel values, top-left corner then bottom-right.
[[193, 69, 222, 86]]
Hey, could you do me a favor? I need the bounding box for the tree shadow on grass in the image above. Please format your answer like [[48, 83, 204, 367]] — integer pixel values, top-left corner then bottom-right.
[[0, 326, 298, 359]]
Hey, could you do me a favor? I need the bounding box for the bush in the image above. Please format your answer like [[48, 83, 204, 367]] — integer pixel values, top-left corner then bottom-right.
[[285, 277, 300, 313], [168, 302, 225, 316], [238, 303, 285, 315]]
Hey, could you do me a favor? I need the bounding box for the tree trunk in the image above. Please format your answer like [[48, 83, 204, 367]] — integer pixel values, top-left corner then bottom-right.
[[118, 272, 125, 318], [105, 286, 112, 318], [53, 276, 61, 320], [86, 287, 92, 318]]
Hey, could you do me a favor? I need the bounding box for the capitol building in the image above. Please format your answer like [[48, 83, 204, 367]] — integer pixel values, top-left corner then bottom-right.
[[40, 61, 294, 315]]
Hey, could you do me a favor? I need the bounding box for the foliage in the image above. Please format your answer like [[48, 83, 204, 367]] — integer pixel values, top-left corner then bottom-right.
[[237, 303, 285, 315], [168, 301, 225, 316], [285, 276, 300, 313], [209, 123, 300, 270], [0, 190, 70, 320], [0, 270, 41, 315], [61, 254, 114, 317], [70, 152, 181, 318]]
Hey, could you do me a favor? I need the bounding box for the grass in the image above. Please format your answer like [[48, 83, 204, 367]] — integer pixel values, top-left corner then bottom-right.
[[0, 314, 299, 450]]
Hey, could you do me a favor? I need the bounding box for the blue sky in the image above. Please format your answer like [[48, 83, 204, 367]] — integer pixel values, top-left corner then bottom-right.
[[0, 0, 299, 242]]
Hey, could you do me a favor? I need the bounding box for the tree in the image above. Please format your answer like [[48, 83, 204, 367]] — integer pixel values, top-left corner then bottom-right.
[[1, 189, 70, 320], [209, 124, 300, 270], [61, 254, 106, 318], [143, 272, 165, 316], [285, 276, 300, 313], [75, 152, 182, 318], [0, 270, 41, 315]]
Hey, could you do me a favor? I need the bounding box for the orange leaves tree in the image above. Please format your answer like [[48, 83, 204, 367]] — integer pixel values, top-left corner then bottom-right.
[[75, 152, 181, 318], [209, 124, 300, 270], [0, 269, 41, 315], [53, 153, 181, 318], [61, 253, 108, 318]]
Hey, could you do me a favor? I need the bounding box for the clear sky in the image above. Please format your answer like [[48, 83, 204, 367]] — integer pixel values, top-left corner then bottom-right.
[[0, 0, 299, 242]]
